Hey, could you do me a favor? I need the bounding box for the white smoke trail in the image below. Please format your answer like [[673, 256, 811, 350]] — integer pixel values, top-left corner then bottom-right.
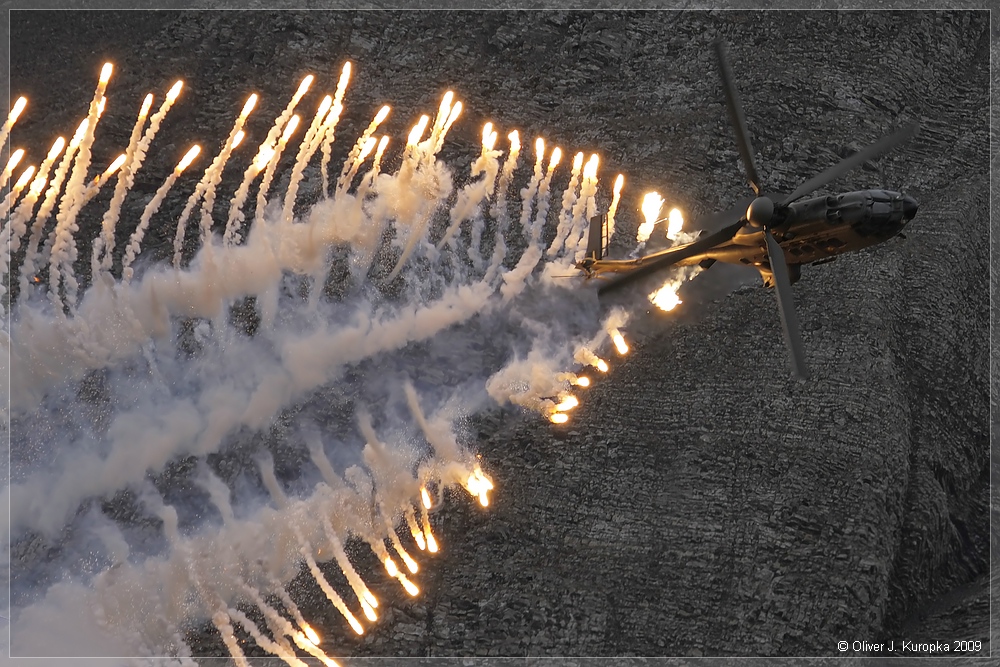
[[335, 105, 390, 196], [567, 154, 601, 261], [319, 62, 353, 195], [545, 150, 584, 256], [122, 145, 202, 282], [483, 130, 522, 282], [91, 93, 152, 278], [0, 163, 32, 220], [278, 94, 333, 232], [19, 122, 86, 298], [497, 146, 564, 302], [0, 96, 27, 154], [436, 123, 502, 254], [4, 60, 685, 664], [49, 64, 114, 312]]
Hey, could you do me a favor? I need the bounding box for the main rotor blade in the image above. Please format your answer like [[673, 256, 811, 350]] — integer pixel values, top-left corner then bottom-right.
[[598, 216, 746, 295], [764, 229, 808, 380], [779, 123, 919, 207], [714, 39, 762, 196]]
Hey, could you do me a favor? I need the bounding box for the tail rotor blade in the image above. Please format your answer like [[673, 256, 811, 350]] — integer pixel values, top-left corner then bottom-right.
[[714, 40, 762, 196], [585, 214, 606, 261], [764, 229, 808, 379], [779, 123, 919, 207]]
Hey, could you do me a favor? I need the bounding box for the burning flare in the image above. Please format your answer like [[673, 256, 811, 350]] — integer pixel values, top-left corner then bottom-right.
[[465, 466, 494, 507], [407, 114, 430, 146], [610, 328, 629, 355], [301, 623, 321, 646], [667, 207, 684, 239], [638, 191, 664, 243], [176, 145, 201, 172], [99, 62, 114, 84], [550, 413, 569, 424], [650, 282, 682, 311], [3, 148, 25, 178], [7, 96, 27, 124], [555, 395, 578, 412]]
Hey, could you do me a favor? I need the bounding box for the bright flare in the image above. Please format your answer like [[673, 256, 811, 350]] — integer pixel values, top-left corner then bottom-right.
[[166, 80, 184, 103], [548, 147, 562, 169], [346, 613, 364, 636], [14, 165, 35, 190], [575, 376, 591, 388], [613, 174, 624, 195], [398, 574, 419, 597], [596, 358, 609, 373], [383, 556, 398, 578], [412, 529, 427, 551], [555, 395, 579, 412], [254, 145, 276, 172], [650, 283, 682, 311], [232, 130, 245, 149], [28, 175, 48, 196], [99, 62, 114, 84], [482, 123, 498, 151], [420, 487, 432, 510], [667, 207, 684, 239], [611, 329, 629, 355], [106, 153, 127, 173], [444, 101, 462, 128], [101, 154, 127, 178], [176, 145, 202, 172], [296, 74, 315, 97], [374, 105, 391, 124], [240, 94, 258, 120], [8, 97, 27, 124], [550, 413, 569, 424], [71, 119, 89, 146], [638, 191, 664, 243], [407, 115, 430, 146], [399, 550, 419, 575], [302, 623, 321, 646], [47, 137, 67, 161], [4, 148, 24, 175], [426, 532, 439, 553], [508, 130, 520, 152], [358, 137, 377, 161], [281, 114, 301, 142]]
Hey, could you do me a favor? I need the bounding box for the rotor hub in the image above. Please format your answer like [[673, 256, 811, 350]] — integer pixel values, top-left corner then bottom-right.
[[746, 196, 774, 228]]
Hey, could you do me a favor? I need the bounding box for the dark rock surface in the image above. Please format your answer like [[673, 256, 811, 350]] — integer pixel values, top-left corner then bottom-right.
[[8, 8, 991, 661]]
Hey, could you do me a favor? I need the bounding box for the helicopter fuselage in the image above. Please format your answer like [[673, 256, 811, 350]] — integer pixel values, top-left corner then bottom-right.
[[709, 188, 918, 273], [580, 189, 918, 285]]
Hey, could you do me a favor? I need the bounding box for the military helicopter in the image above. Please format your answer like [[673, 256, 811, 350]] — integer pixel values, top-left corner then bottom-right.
[[577, 40, 919, 380]]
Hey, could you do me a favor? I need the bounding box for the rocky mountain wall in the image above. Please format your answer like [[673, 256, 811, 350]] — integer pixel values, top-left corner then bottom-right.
[[7, 9, 990, 660]]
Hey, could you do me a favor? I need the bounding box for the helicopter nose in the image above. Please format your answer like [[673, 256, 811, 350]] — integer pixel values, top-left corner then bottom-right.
[[902, 195, 918, 220]]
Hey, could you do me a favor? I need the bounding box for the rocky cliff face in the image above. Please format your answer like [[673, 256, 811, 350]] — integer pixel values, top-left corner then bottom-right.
[[7, 9, 989, 659]]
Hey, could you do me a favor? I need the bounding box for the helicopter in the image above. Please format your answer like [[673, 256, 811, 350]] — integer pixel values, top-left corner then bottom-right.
[[576, 40, 920, 380]]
